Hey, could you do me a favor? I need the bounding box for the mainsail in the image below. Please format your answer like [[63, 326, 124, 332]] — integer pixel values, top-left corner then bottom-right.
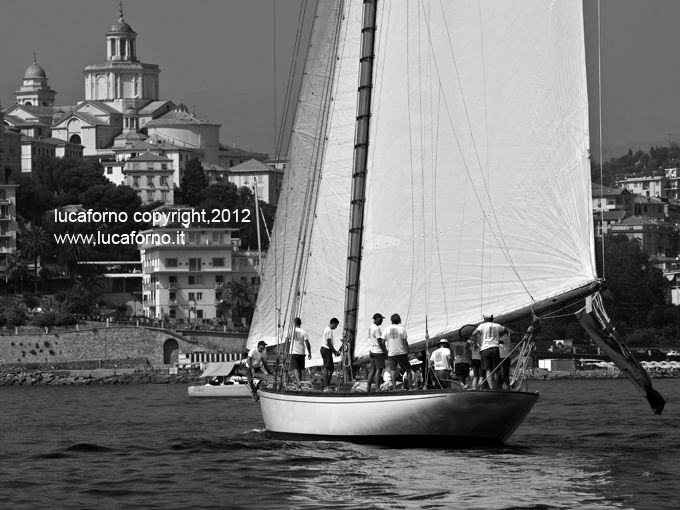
[[250, 1, 595, 364]]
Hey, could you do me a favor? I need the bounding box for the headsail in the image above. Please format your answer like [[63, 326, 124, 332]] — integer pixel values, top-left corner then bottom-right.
[[247, 0, 361, 364], [577, 295, 667, 415]]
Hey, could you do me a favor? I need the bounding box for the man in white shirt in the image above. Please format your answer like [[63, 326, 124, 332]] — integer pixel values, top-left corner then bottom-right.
[[246, 340, 271, 400], [366, 313, 387, 392], [289, 317, 312, 389], [382, 313, 413, 391], [430, 339, 452, 388], [469, 314, 507, 390], [320, 318, 341, 390]]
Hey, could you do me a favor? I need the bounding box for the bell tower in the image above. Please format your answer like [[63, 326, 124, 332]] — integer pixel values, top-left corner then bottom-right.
[[83, 1, 161, 111]]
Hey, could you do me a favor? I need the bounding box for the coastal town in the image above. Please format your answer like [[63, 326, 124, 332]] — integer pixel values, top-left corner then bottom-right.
[[1, 6, 680, 382]]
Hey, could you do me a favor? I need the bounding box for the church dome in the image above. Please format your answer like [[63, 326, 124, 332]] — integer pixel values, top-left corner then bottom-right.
[[124, 106, 139, 116], [25, 61, 46, 79], [110, 18, 134, 32]]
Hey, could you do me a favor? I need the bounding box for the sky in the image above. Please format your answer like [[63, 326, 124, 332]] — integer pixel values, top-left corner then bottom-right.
[[1, 0, 680, 162]]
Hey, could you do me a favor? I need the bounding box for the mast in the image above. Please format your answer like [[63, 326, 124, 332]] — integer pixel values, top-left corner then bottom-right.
[[252, 177, 263, 275], [342, 0, 378, 376]]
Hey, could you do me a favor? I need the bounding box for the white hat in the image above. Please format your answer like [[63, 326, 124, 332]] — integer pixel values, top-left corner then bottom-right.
[[410, 358, 423, 365]]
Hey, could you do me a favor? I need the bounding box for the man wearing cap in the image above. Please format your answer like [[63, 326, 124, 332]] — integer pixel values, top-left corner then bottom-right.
[[382, 313, 413, 391], [289, 317, 312, 389], [366, 313, 388, 393], [430, 339, 452, 388], [246, 340, 272, 400], [469, 314, 507, 390]]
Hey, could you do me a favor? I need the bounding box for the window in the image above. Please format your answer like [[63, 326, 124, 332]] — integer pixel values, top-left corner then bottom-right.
[[160, 177, 168, 187], [147, 176, 154, 187], [188, 275, 204, 285], [241, 277, 247, 283], [161, 191, 168, 202], [212, 232, 221, 243], [212, 258, 225, 267], [216, 292, 223, 300], [188, 232, 198, 244], [161, 164, 168, 170], [196, 292, 203, 301], [252, 277, 260, 285], [133, 176, 140, 187], [110, 39, 116, 56], [215, 275, 224, 283], [188, 292, 195, 301], [169, 276, 177, 284], [166, 258, 177, 268], [197, 310, 204, 319], [107, 167, 113, 175], [189, 258, 201, 271], [146, 191, 154, 201], [169, 310, 176, 318], [169, 292, 176, 300]]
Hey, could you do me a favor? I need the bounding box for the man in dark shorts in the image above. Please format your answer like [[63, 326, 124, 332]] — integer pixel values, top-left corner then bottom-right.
[[289, 317, 311, 389], [366, 313, 387, 392], [320, 318, 341, 390], [470, 314, 506, 390], [382, 314, 413, 391]]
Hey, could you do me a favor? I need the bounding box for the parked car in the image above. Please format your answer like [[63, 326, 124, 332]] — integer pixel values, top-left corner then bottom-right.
[[666, 350, 680, 357]]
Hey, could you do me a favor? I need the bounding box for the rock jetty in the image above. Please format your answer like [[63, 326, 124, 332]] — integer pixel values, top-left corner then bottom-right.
[[0, 369, 195, 386]]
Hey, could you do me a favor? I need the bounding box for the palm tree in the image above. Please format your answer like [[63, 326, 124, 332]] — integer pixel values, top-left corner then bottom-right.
[[1, 252, 28, 294], [18, 222, 51, 292], [218, 281, 254, 326], [58, 242, 94, 284]]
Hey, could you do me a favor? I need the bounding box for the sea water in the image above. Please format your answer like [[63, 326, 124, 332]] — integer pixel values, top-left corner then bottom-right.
[[1, 378, 678, 509]]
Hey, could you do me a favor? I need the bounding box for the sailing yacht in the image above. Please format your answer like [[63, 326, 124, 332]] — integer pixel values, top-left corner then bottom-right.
[[246, 0, 665, 444]]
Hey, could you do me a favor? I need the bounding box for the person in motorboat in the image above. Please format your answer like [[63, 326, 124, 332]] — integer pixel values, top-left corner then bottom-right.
[[430, 339, 452, 388], [469, 314, 507, 390], [382, 313, 414, 391], [208, 376, 224, 386], [320, 318, 342, 391], [366, 313, 388, 392], [290, 317, 312, 389], [247, 341, 272, 400]]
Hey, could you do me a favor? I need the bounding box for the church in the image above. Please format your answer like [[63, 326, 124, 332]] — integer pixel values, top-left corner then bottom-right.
[[2, 4, 276, 203]]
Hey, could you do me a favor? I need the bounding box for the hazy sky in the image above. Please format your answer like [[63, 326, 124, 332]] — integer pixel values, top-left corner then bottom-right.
[[1, 0, 679, 161]]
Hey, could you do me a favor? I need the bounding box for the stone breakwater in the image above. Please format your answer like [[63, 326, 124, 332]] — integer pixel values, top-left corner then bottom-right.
[[0, 369, 196, 386], [524, 368, 680, 379]]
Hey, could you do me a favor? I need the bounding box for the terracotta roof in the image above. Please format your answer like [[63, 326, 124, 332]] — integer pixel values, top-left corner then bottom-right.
[[127, 153, 172, 162], [146, 109, 218, 127], [228, 159, 279, 173]]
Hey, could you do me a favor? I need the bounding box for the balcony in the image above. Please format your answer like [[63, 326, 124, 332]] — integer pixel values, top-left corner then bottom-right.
[[168, 299, 178, 306], [214, 282, 224, 289], [168, 282, 177, 289]]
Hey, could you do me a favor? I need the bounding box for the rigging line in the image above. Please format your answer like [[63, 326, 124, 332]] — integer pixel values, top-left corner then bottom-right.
[[406, 3, 418, 325], [276, 0, 309, 158], [423, 0, 534, 300], [273, 1, 277, 160], [418, 5, 429, 323], [598, 0, 605, 280], [432, 84, 450, 327]]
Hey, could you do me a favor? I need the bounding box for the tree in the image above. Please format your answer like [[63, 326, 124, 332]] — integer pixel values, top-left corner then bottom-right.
[[1, 252, 28, 294], [181, 158, 208, 206], [218, 281, 255, 325], [18, 222, 52, 292]]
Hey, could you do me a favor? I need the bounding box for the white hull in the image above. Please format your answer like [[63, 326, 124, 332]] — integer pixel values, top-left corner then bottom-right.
[[188, 383, 252, 398], [259, 388, 538, 445]]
